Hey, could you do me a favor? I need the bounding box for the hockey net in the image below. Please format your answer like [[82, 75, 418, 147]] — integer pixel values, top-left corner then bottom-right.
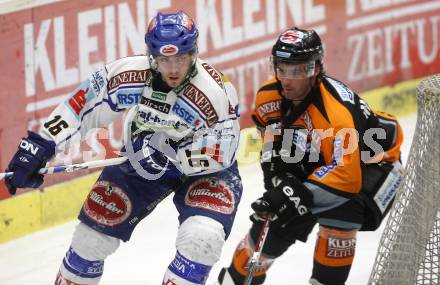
[[368, 74, 440, 285]]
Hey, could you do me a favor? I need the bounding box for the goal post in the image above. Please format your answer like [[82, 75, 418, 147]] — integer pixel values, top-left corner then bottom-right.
[[368, 74, 440, 285]]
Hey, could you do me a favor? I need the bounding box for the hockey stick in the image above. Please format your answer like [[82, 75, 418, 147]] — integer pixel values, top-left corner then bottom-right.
[[244, 213, 271, 285], [0, 156, 128, 180]]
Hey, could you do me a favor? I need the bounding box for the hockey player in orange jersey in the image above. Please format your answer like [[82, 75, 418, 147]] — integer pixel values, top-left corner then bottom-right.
[[217, 27, 404, 285]]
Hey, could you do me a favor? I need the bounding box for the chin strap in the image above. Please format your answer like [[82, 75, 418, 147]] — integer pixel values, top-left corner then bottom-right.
[[280, 89, 314, 127]]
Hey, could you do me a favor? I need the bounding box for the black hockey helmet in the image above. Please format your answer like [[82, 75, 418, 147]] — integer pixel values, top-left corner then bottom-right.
[[272, 27, 323, 64]]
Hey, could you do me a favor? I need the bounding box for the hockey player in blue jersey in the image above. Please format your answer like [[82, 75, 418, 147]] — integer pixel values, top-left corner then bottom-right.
[[5, 11, 242, 285]]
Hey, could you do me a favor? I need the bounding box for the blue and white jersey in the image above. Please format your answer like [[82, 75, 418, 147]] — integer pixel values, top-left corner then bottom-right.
[[39, 56, 240, 176]]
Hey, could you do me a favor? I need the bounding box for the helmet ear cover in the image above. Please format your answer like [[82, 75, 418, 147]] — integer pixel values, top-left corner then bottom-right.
[[145, 11, 199, 57]]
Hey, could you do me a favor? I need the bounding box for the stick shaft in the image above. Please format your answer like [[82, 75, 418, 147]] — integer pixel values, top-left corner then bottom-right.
[[244, 214, 271, 285], [0, 157, 128, 180]]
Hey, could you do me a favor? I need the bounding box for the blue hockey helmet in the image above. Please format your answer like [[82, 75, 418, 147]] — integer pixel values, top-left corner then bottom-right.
[[145, 11, 198, 57]]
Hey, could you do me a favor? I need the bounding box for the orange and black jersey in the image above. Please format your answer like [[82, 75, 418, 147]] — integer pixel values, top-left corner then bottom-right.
[[252, 76, 403, 197]]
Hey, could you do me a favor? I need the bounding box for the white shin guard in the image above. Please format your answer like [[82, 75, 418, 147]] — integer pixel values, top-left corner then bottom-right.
[[56, 223, 120, 285], [163, 216, 226, 285]]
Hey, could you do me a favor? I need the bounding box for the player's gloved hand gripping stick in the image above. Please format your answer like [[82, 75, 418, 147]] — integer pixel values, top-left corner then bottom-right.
[[1, 131, 128, 195], [1, 157, 127, 180], [244, 213, 272, 285]]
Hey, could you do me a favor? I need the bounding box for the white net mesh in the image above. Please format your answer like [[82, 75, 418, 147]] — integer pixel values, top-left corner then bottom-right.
[[368, 74, 440, 285]]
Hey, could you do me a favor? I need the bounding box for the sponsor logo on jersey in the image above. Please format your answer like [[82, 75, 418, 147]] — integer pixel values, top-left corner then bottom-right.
[[327, 77, 355, 104], [83, 181, 132, 226], [117, 93, 141, 105], [90, 69, 106, 93], [195, 126, 236, 140], [185, 177, 235, 214], [292, 128, 308, 152], [68, 88, 89, 115], [256, 100, 281, 117], [151, 91, 167, 101], [333, 136, 344, 163], [107, 69, 150, 91], [314, 160, 338, 179], [140, 97, 171, 114], [374, 167, 403, 213], [201, 62, 224, 89], [326, 237, 356, 259], [182, 84, 218, 127], [359, 98, 372, 119], [160, 44, 178, 56], [310, 130, 322, 156], [173, 102, 202, 126], [136, 111, 187, 131], [279, 30, 304, 45]]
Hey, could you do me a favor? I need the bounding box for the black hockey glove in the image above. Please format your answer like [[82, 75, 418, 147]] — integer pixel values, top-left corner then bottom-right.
[[251, 172, 313, 225], [260, 139, 308, 190], [259, 126, 325, 188], [5, 131, 56, 195]]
